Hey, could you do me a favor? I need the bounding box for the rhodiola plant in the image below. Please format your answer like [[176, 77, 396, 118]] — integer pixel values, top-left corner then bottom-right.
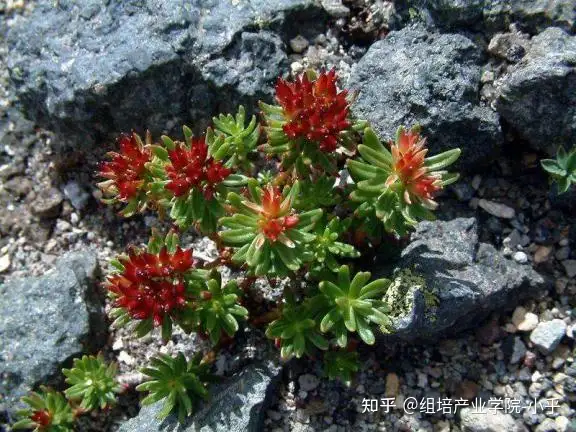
[[10, 68, 461, 427], [541, 146, 576, 194], [14, 356, 120, 431]]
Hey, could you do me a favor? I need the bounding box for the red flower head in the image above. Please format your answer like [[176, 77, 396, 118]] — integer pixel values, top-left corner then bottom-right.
[[165, 137, 231, 199], [246, 185, 299, 242], [98, 133, 152, 201], [275, 69, 350, 152], [106, 247, 194, 326], [30, 410, 52, 428], [385, 129, 442, 209]]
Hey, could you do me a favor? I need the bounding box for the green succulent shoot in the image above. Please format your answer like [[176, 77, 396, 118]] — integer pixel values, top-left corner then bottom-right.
[[319, 265, 391, 347], [219, 180, 323, 277], [541, 146, 576, 193], [188, 272, 249, 344], [13, 388, 74, 432], [306, 217, 359, 274], [62, 354, 121, 411], [348, 126, 460, 236], [265, 297, 329, 359], [137, 353, 214, 423], [206, 105, 260, 172], [294, 177, 340, 212], [323, 351, 360, 387]]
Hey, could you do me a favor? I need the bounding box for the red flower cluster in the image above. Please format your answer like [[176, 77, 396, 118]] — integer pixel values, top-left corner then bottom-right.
[[275, 70, 350, 152], [165, 138, 231, 199], [30, 410, 52, 428], [385, 129, 442, 209], [99, 134, 151, 200], [253, 185, 299, 241], [106, 247, 194, 326]]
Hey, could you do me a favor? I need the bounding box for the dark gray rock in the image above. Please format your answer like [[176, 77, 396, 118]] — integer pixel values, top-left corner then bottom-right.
[[400, 0, 575, 33], [496, 27, 576, 155], [348, 25, 502, 172], [7, 0, 325, 150], [379, 218, 547, 342], [118, 360, 282, 432], [0, 250, 105, 415]]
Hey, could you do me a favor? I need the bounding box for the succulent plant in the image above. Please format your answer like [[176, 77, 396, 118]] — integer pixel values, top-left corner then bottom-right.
[[187, 272, 249, 344], [136, 353, 214, 423], [348, 126, 460, 236], [13, 388, 74, 432], [265, 297, 329, 359], [541, 146, 576, 193], [106, 232, 196, 340], [207, 105, 260, 171], [62, 354, 120, 411], [323, 351, 360, 386], [306, 217, 359, 274], [161, 129, 237, 233], [97, 132, 155, 217], [319, 265, 391, 347], [219, 181, 322, 277], [260, 69, 351, 177], [294, 177, 340, 212], [90, 68, 464, 418]]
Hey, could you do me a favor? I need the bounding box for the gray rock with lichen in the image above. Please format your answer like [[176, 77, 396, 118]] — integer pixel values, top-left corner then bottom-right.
[[348, 25, 502, 172], [7, 0, 326, 150], [118, 359, 282, 432], [378, 218, 548, 342], [0, 250, 105, 416], [400, 0, 575, 33]]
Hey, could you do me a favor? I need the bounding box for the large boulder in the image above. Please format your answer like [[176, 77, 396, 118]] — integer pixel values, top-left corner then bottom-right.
[[398, 0, 576, 34], [119, 360, 282, 432], [0, 250, 105, 414], [7, 0, 325, 151], [379, 218, 548, 342], [347, 25, 502, 172], [496, 27, 576, 156]]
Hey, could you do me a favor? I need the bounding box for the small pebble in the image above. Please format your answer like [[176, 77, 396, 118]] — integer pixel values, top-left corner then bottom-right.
[[385, 373, 400, 397], [289, 35, 309, 54], [0, 254, 10, 273], [298, 374, 319, 392], [512, 251, 528, 264], [562, 260, 576, 278], [478, 199, 515, 219], [512, 306, 539, 332]]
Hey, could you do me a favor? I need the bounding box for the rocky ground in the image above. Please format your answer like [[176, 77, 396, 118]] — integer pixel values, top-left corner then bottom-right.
[[1, 0, 576, 431]]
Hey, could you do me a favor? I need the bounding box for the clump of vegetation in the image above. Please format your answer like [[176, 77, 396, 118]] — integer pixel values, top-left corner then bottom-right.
[[541, 146, 576, 193], [14, 355, 120, 431], [16, 69, 462, 427]]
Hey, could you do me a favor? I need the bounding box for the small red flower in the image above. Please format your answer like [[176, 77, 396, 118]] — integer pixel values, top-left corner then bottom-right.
[[30, 410, 52, 428], [99, 134, 152, 200], [275, 69, 350, 152], [165, 138, 231, 199], [385, 129, 442, 209], [251, 185, 300, 242], [106, 247, 194, 326]]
